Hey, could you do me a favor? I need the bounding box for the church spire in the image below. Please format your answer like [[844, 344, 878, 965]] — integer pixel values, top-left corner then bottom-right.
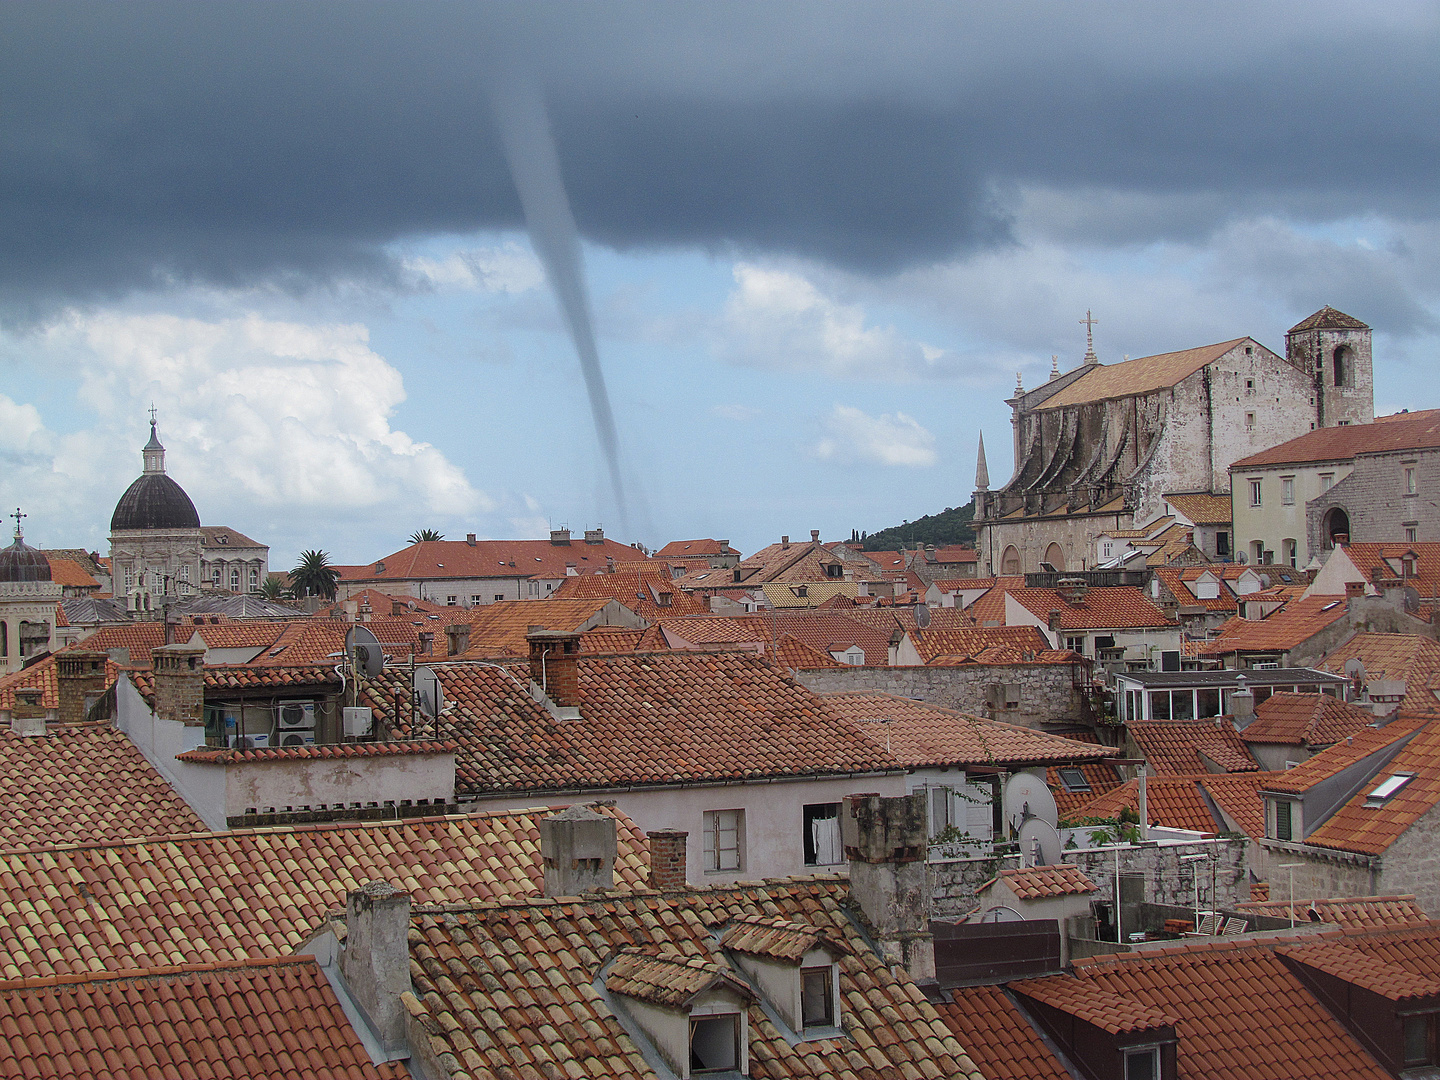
[[974, 432, 990, 490], [142, 408, 167, 475], [1080, 309, 1099, 364]]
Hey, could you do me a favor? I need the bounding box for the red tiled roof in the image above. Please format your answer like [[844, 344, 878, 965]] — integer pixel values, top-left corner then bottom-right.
[[46, 558, 100, 589], [988, 865, 1097, 899], [1277, 940, 1440, 1001], [827, 692, 1116, 769], [0, 651, 121, 711], [0, 725, 208, 848], [1198, 594, 1350, 656], [580, 625, 650, 652], [128, 663, 341, 709], [1013, 974, 1176, 1034], [451, 597, 639, 658], [367, 653, 898, 796], [661, 611, 895, 666], [938, 984, 1073, 1080], [551, 568, 707, 619], [1232, 409, 1440, 469], [654, 538, 738, 559], [1317, 632, 1440, 713], [1241, 692, 1377, 746], [1066, 775, 1218, 835], [1152, 565, 1238, 613], [0, 958, 406, 1079], [1006, 586, 1175, 630], [176, 739, 457, 764], [344, 536, 656, 584], [0, 806, 650, 978], [1197, 772, 1277, 839], [1128, 720, 1259, 774], [1164, 492, 1233, 526], [1336, 542, 1440, 600], [1236, 895, 1430, 930], [1050, 759, 1126, 816], [1262, 712, 1429, 796], [908, 625, 1054, 664]]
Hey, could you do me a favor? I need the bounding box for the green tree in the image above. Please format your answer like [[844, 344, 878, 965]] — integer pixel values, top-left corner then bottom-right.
[[289, 549, 340, 599], [409, 529, 444, 544], [259, 575, 286, 601]]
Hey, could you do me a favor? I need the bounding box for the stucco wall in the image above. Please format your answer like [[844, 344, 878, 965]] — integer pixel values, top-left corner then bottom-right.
[[1232, 459, 1354, 569], [221, 752, 456, 819], [794, 663, 1089, 728]]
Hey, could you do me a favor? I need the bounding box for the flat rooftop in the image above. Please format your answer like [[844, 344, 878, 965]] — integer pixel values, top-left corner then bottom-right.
[[1115, 668, 1347, 689]]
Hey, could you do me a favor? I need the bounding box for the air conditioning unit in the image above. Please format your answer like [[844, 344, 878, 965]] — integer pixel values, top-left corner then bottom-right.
[[245, 733, 271, 749], [279, 730, 317, 748], [343, 707, 373, 737], [277, 700, 316, 731]]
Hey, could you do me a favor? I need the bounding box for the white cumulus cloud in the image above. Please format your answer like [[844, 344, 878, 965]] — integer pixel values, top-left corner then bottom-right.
[[812, 405, 937, 467], [716, 263, 950, 379], [401, 241, 545, 294]]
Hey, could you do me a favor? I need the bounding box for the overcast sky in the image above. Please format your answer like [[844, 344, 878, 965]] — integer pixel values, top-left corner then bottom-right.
[[3, 2, 1439, 565]]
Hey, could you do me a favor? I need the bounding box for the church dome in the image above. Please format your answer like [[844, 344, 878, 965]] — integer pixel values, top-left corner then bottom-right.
[[0, 536, 50, 583], [110, 474, 201, 531], [109, 418, 201, 532]]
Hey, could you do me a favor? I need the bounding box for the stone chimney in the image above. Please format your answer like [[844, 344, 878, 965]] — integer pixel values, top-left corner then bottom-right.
[[445, 623, 470, 657], [528, 629, 582, 708], [1048, 610, 1064, 633], [648, 830, 688, 890], [810, 529, 820, 544], [151, 642, 206, 726], [1346, 580, 1366, 599], [780, 535, 791, 549], [539, 806, 617, 896], [340, 881, 412, 1056], [391, 599, 404, 616], [10, 687, 52, 736], [57, 650, 107, 725], [1057, 577, 1089, 605], [466, 533, 477, 546], [1230, 675, 1255, 729], [842, 792, 934, 982], [584, 528, 604, 545], [550, 528, 572, 546]]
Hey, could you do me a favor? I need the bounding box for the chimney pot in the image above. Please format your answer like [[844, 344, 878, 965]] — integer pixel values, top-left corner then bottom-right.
[[150, 643, 206, 726], [528, 630, 582, 707], [445, 623, 471, 656], [647, 830, 688, 890], [1345, 580, 1366, 598], [340, 881, 411, 1054], [539, 806, 617, 896], [781, 535, 790, 549]]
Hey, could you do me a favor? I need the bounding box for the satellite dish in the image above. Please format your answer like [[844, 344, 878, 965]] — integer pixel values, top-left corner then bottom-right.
[[914, 603, 931, 630], [979, 905, 1024, 923], [345, 625, 384, 678], [413, 665, 443, 719], [1344, 658, 1366, 681], [1003, 772, 1058, 833], [1018, 819, 1063, 867]]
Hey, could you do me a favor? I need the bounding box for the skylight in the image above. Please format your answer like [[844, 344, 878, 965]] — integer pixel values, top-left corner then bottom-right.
[[1321, 601, 1342, 611], [1058, 768, 1092, 793], [1365, 773, 1415, 806]]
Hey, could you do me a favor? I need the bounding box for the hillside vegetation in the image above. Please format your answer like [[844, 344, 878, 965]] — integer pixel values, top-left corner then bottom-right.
[[851, 501, 976, 551]]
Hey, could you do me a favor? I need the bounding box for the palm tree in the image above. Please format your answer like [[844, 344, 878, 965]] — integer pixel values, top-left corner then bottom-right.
[[289, 549, 340, 599], [259, 575, 286, 601], [409, 529, 444, 544]]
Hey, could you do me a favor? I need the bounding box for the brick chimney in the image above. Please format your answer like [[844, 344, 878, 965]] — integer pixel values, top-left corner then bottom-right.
[[445, 623, 470, 657], [339, 881, 412, 1056], [527, 629, 582, 708], [1048, 610, 1064, 633], [584, 528, 604, 545], [57, 650, 107, 725], [391, 599, 404, 616], [1057, 577, 1089, 605], [151, 642, 206, 726], [10, 687, 52, 736], [539, 806, 616, 896], [1346, 580, 1366, 598], [842, 792, 933, 982], [647, 829, 688, 890]]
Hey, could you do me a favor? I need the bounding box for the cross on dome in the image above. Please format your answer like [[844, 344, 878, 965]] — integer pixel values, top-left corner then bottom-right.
[[1080, 309, 1099, 363], [9, 507, 24, 540]]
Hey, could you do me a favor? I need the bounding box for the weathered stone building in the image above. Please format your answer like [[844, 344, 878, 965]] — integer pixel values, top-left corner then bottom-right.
[[973, 308, 1375, 576]]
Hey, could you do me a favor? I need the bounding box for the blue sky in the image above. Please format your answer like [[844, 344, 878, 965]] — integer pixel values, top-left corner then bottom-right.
[[1, 4, 1438, 566]]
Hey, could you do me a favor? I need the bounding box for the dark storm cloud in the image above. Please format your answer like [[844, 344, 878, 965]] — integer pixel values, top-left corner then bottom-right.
[[1, 1, 1438, 311]]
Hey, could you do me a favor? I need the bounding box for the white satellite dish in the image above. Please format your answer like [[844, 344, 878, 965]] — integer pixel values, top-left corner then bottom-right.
[[1344, 657, 1367, 683], [413, 665, 443, 719], [979, 905, 1024, 923], [1003, 772, 1058, 834], [345, 625, 384, 678], [1017, 819, 1063, 867], [914, 603, 931, 630]]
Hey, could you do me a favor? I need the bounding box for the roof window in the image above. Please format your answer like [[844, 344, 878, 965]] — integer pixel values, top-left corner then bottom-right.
[[1058, 768, 1092, 793], [1365, 773, 1415, 806]]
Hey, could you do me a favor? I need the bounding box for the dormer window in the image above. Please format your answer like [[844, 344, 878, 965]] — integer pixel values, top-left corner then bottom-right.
[[606, 951, 752, 1079], [801, 966, 834, 1027], [721, 914, 849, 1039]]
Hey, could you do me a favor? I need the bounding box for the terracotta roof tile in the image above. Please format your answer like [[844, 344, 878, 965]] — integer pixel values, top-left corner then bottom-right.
[[1006, 587, 1174, 630], [1152, 566, 1238, 613], [1277, 940, 1440, 1000], [344, 535, 656, 584], [1262, 713, 1429, 796], [990, 865, 1097, 900], [0, 806, 649, 979], [1164, 493, 1233, 526], [654, 539, 739, 559], [0, 958, 406, 1079], [908, 626, 1053, 665], [1012, 974, 1175, 1034], [1318, 632, 1440, 714], [0, 725, 208, 848], [1199, 594, 1351, 656], [827, 692, 1116, 769], [606, 950, 752, 1009], [660, 611, 895, 665], [405, 880, 985, 1080], [1236, 895, 1430, 930], [937, 984, 1072, 1080], [1241, 692, 1377, 746], [552, 569, 707, 619], [45, 558, 100, 590], [1232, 409, 1440, 469], [720, 913, 850, 961], [1128, 720, 1259, 774]]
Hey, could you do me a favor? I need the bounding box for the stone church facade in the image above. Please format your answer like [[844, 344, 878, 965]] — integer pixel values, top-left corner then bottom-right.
[[973, 308, 1374, 576]]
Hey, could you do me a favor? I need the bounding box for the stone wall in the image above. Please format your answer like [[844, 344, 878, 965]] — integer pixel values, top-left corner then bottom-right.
[[1307, 445, 1440, 554], [796, 663, 1090, 728], [1372, 800, 1440, 916]]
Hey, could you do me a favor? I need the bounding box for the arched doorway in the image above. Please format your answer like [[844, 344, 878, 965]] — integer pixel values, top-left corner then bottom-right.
[[1044, 543, 1066, 572], [1001, 546, 1021, 575], [1323, 507, 1351, 549]]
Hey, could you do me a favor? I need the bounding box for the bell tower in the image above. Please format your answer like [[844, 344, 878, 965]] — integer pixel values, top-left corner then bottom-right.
[[1285, 306, 1374, 428]]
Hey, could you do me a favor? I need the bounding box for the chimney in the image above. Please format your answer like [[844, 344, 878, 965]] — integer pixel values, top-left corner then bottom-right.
[[466, 533, 476, 546], [1048, 609, 1064, 633], [391, 599, 403, 616], [1057, 577, 1089, 605], [1346, 580, 1366, 598], [57, 650, 107, 725], [539, 805, 617, 896], [781, 535, 790, 549], [842, 792, 934, 982], [647, 830, 688, 890], [339, 881, 412, 1055], [1230, 675, 1255, 729], [810, 529, 820, 544], [550, 528, 572, 546], [528, 629, 583, 708], [9, 687, 53, 736], [584, 528, 604, 545], [445, 623, 470, 657], [150, 642, 206, 726]]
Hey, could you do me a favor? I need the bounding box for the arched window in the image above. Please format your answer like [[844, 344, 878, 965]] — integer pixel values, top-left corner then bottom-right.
[[230, 569, 240, 589], [1323, 507, 1351, 549], [1001, 546, 1021, 575], [1333, 346, 1352, 388], [1044, 543, 1066, 572]]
